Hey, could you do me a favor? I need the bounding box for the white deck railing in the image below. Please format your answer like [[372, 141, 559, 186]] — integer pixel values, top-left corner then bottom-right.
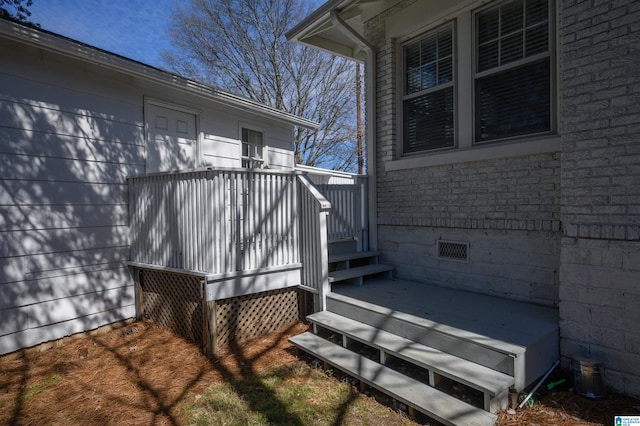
[[129, 169, 299, 274], [301, 168, 368, 249], [316, 181, 368, 249], [128, 168, 365, 311]]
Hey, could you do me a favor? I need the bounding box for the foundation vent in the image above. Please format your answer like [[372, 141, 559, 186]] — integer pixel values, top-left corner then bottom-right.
[[437, 240, 469, 263]]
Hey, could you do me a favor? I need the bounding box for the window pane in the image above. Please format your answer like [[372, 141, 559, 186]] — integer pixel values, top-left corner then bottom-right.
[[242, 128, 264, 168], [525, 24, 548, 55], [438, 28, 453, 58], [526, 0, 548, 26], [501, 32, 524, 64], [501, 1, 523, 35], [477, 0, 549, 72], [407, 67, 421, 94], [403, 24, 455, 154], [422, 63, 437, 89], [405, 42, 420, 69], [476, 59, 550, 142], [421, 34, 438, 64], [405, 24, 453, 95], [478, 41, 499, 71], [404, 87, 455, 152], [438, 58, 453, 84], [478, 8, 499, 44]]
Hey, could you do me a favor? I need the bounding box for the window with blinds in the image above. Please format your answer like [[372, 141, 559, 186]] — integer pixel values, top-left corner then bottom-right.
[[398, 0, 555, 158], [402, 24, 455, 153], [474, 0, 551, 143]]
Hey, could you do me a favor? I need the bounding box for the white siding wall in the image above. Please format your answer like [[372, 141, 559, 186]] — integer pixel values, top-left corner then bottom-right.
[[0, 35, 296, 354], [199, 121, 294, 170], [0, 40, 140, 354]]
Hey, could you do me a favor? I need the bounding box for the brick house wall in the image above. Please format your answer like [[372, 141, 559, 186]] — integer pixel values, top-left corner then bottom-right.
[[356, 0, 640, 396], [559, 0, 640, 396], [365, 3, 563, 306]]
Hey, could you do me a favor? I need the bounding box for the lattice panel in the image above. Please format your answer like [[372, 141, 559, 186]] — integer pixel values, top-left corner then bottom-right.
[[140, 270, 203, 346], [215, 288, 299, 350]]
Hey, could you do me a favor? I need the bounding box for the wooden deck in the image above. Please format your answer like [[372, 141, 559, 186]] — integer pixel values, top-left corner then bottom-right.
[[332, 278, 559, 351], [292, 277, 560, 424], [330, 277, 560, 391]]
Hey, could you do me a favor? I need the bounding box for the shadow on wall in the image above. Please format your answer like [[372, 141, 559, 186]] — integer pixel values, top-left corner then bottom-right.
[[0, 85, 146, 354]]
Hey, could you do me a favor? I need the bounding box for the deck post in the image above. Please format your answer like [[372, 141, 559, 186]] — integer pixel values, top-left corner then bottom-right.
[[317, 209, 330, 311]]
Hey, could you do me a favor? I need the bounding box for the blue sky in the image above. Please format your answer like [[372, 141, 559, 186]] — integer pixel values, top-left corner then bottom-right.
[[28, 1, 326, 71], [29, 0, 184, 70]]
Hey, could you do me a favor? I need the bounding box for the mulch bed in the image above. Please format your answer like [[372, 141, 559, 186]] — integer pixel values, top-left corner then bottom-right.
[[1, 320, 639, 425]]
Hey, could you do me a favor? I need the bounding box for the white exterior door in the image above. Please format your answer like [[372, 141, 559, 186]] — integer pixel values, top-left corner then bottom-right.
[[146, 102, 198, 173]]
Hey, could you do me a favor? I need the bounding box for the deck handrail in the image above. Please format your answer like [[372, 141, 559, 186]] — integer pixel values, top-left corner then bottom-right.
[[297, 174, 331, 311]]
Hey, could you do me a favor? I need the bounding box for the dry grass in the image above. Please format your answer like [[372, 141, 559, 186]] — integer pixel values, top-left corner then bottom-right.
[[1, 320, 639, 425]]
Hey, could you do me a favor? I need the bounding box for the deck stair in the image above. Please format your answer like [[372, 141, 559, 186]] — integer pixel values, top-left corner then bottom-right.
[[327, 240, 393, 285], [290, 332, 498, 426], [289, 282, 561, 426]]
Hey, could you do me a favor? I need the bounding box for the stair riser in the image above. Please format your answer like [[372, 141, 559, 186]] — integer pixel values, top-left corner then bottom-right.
[[327, 295, 515, 377], [328, 239, 358, 256]]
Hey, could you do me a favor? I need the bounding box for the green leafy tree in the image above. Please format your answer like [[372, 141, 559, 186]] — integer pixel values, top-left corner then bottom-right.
[[163, 0, 359, 171]]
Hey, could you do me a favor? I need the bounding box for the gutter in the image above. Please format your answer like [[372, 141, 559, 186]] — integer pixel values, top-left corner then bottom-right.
[[328, 8, 378, 251]]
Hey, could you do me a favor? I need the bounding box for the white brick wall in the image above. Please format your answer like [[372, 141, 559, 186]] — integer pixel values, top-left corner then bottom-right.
[[361, 0, 640, 397], [377, 153, 561, 232], [363, 0, 562, 306], [559, 0, 640, 397], [380, 226, 560, 305], [560, 238, 640, 394]]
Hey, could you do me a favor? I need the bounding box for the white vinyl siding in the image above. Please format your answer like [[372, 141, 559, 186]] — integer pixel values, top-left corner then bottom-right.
[[0, 39, 138, 353]]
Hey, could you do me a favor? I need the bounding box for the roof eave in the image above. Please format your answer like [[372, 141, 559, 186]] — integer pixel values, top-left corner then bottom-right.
[[286, 0, 365, 62]]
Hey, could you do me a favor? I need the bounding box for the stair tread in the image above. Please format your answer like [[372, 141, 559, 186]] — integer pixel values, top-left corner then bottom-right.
[[308, 310, 514, 396], [328, 251, 380, 263], [328, 264, 393, 282], [290, 332, 497, 426]]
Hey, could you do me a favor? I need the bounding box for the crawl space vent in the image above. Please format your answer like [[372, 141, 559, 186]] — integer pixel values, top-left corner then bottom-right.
[[437, 240, 469, 263]]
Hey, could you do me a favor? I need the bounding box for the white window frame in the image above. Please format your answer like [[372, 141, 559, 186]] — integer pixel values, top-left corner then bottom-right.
[[390, 0, 560, 171], [239, 123, 267, 169]]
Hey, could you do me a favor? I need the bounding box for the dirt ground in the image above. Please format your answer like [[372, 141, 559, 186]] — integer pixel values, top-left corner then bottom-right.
[[1, 320, 639, 426]]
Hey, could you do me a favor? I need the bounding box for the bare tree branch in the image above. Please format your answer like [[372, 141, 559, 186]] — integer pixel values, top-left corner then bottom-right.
[[162, 0, 359, 171]]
